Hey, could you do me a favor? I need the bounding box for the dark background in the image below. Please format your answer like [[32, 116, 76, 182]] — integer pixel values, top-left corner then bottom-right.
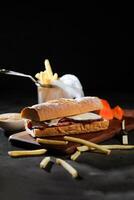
[[0, 3, 133, 99], [1, 4, 134, 200]]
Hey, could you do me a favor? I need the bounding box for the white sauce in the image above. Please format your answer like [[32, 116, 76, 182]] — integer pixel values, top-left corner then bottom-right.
[[67, 112, 102, 121], [46, 118, 61, 126], [46, 112, 101, 126]]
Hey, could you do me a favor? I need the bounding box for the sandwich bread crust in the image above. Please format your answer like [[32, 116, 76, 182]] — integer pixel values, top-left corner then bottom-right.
[[21, 97, 103, 121], [31, 119, 109, 137]]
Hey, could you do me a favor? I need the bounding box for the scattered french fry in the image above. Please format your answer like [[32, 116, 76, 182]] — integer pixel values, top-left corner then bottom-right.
[[56, 158, 78, 178], [71, 151, 81, 161], [64, 136, 111, 155], [100, 145, 134, 150], [37, 138, 68, 145], [77, 145, 89, 152], [8, 149, 47, 157], [77, 145, 105, 154], [40, 157, 51, 169], [77, 144, 134, 152]]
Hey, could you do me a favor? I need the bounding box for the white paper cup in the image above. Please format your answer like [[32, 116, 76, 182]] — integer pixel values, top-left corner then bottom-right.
[[37, 85, 71, 103]]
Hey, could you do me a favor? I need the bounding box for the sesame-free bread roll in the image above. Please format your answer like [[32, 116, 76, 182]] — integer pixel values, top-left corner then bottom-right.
[[27, 119, 109, 137], [21, 97, 103, 122]]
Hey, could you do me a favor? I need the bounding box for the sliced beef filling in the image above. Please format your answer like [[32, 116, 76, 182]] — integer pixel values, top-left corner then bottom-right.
[[27, 117, 103, 130]]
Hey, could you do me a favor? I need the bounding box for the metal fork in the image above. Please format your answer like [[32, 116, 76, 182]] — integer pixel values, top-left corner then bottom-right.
[[0, 69, 41, 86]]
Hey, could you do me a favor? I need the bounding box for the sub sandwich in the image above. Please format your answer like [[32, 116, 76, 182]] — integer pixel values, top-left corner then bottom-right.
[[21, 97, 109, 137]]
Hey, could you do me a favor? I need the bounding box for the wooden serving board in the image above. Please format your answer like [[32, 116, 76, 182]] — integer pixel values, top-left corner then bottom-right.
[[9, 110, 134, 154]]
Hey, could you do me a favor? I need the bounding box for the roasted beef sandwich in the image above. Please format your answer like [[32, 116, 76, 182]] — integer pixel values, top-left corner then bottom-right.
[[21, 97, 109, 137]]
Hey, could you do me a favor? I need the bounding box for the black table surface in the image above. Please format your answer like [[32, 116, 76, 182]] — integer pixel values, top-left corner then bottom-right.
[[1, 91, 134, 200]]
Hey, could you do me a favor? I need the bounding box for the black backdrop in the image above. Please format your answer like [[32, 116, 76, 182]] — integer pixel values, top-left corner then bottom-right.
[[0, 3, 133, 97]]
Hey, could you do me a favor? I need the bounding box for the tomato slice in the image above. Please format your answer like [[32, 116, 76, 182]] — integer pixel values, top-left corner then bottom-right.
[[112, 105, 124, 120], [99, 108, 113, 120], [99, 99, 113, 120]]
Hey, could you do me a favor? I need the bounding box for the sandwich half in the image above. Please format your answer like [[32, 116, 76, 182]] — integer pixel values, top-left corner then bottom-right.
[[21, 97, 109, 137]]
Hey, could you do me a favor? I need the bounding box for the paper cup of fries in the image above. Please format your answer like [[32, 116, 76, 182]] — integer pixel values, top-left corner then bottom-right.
[[35, 59, 71, 103], [37, 84, 71, 103]]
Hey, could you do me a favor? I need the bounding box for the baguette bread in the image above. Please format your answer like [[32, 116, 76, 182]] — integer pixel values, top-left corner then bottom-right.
[[27, 119, 109, 137], [21, 97, 103, 121]]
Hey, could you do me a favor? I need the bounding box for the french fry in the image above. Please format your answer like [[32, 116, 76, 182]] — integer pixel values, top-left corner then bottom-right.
[[71, 151, 81, 161], [8, 149, 47, 157], [77, 145, 89, 152], [77, 144, 134, 152], [52, 73, 58, 80], [40, 71, 44, 84], [37, 138, 68, 146], [44, 59, 53, 79], [35, 73, 40, 79], [77, 145, 106, 154], [99, 145, 134, 150], [42, 71, 47, 84], [40, 157, 51, 169], [56, 158, 78, 178], [35, 59, 58, 85], [64, 136, 111, 155]]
